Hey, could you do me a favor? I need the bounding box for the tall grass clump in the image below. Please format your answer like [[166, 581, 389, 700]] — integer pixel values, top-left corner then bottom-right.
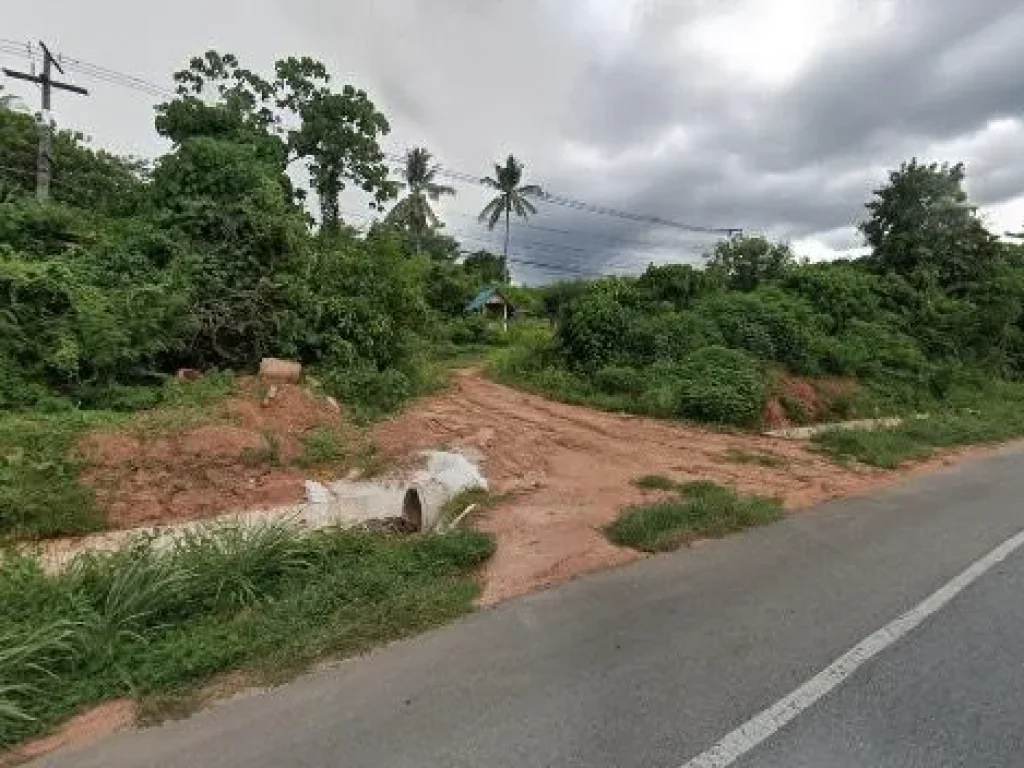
[[0, 522, 494, 747]]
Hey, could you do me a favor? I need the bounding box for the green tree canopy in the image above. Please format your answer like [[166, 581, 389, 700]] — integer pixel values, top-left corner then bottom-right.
[[157, 51, 285, 166], [860, 159, 1000, 290], [276, 56, 395, 231], [705, 235, 794, 292], [462, 250, 507, 285], [0, 107, 147, 214]]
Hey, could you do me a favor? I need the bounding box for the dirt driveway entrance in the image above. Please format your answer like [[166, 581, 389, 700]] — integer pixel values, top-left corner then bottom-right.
[[372, 371, 908, 604]]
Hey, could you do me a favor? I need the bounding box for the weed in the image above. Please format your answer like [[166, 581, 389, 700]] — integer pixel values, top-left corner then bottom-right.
[[158, 372, 235, 410], [350, 443, 390, 479], [171, 522, 316, 612], [0, 410, 122, 541], [813, 388, 1024, 468], [724, 448, 789, 469], [437, 488, 512, 529], [295, 426, 346, 469], [240, 433, 282, 468], [605, 481, 783, 552], [0, 623, 74, 740], [632, 475, 678, 491]]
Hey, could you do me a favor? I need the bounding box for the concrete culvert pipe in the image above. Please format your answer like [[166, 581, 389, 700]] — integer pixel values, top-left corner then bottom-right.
[[402, 479, 453, 533], [401, 451, 489, 533]]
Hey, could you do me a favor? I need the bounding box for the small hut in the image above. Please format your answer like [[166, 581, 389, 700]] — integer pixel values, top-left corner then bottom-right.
[[465, 287, 516, 327]]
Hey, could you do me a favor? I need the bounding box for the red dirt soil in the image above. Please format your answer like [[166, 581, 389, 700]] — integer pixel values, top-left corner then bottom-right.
[[0, 700, 136, 766], [74, 370, 993, 607], [762, 373, 860, 429], [78, 379, 353, 529], [372, 370, 903, 605]]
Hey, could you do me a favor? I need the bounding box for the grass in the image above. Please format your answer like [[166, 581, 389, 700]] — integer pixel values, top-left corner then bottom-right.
[[813, 383, 1024, 468], [437, 488, 513, 529], [295, 426, 346, 469], [633, 474, 679, 491], [239, 432, 283, 469], [0, 410, 121, 541], [724, 448, 789, 469], [605, 481, 784, 553], [0, 374, 239, 543], [0, 523, 495, 748]]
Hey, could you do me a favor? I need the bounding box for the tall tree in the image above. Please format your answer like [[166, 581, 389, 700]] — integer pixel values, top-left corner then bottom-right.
[[157, 51, 284, 165], [478, 154, 543, 281], [386, 147, 455, 246], [860, 159, 999, 290], [276, 57, 395, 231], [706, 235, 794, 292]]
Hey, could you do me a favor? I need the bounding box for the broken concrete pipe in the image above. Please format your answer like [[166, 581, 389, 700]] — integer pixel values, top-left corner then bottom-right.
[[403, 451, 488, 533], [402, 479, 460, 533], [305, 452, 488, 534]]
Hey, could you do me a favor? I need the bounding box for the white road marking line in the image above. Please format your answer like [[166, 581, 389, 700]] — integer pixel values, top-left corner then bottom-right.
[[680, 528, 1024, 768]]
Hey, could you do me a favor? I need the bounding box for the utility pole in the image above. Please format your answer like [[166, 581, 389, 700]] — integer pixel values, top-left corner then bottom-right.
[[3, 41, 88, 202]]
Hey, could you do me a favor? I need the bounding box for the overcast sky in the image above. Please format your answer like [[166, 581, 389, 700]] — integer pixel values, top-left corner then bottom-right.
[[5, 0, 1024, 281]]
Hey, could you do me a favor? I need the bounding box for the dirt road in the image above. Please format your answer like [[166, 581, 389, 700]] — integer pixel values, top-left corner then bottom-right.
[[372, 370, 911, 604]]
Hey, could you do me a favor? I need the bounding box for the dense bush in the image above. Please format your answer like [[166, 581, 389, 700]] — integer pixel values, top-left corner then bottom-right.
[[495, 224, 1024, 428], [674, 346, 766, 426], [692, 289, 821, 374]]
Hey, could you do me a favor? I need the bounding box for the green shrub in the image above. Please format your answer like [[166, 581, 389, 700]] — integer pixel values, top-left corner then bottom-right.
[[319, 360, 418, 422], [594, 365, 646, 396], [556, 287, 633, 369], [694, 289, 821, 373], [674, 346, 766, 426]]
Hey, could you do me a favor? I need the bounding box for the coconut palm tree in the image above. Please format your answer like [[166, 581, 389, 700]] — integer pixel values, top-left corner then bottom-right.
[[387, 147, 456, 246], [478, 155, 544, 281]]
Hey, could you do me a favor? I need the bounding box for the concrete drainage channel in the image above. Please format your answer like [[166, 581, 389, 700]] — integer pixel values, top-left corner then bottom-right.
[[30, 451, 488, 573]]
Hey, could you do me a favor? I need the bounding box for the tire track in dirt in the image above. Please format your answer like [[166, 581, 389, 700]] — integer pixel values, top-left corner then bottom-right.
[[371, 371, 898, 604]]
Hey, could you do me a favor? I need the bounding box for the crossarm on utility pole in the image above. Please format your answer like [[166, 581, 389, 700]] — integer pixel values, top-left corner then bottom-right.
[[1, 41, 89, 202]]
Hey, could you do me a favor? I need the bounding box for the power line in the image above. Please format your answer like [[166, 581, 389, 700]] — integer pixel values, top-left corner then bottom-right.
[[1, 39, 174, 100], [336, 207, 642, 277], [2, 40, 89, 202], [439, 206, 714, 252], [385, 153, 741, 235], [1, 40, 744, 241]]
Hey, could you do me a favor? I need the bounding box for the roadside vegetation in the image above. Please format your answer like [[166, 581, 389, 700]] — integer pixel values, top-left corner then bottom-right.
[[492, 162, 1024, 449], [4, 41, 1024, 749], [606, 481, 783, 552], [813, 382, 1024, 467], [0, 524, 494, 747]]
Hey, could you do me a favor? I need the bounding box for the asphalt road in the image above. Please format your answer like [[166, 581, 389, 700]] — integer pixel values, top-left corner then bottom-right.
[[41, 444, 1024, 768]]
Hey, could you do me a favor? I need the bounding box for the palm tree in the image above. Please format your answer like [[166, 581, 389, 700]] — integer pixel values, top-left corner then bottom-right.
[[478, 155, 544, 282], [387, 147, 456, 248]]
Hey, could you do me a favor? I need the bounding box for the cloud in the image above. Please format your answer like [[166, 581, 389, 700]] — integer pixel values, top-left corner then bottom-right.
[[6, 0, 1024, 280]]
